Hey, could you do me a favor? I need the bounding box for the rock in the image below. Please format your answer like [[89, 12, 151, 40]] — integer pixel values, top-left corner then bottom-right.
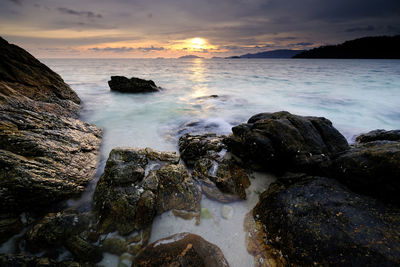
[[253, 176, 400, 266], [108, 76, 160, 93], [93, 147, 200, 235], [221, 205, 233, 220], [200, 208, 213, 219], [0, 254, 84, 267], [356, 129, 400, 143], [0, 37, 102, 213], [179, 134, 251, 203], [133, 233, 230, 267], [102, 238, 128, 255], [225, 111, 349, 172], [0, 213, 23, 244], [327, 140, 400, 205], [64, 235, 103, 263], [119, 253, 134, 267], [26, 210, 91, 250]]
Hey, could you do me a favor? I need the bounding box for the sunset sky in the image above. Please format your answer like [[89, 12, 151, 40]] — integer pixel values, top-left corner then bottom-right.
[[1, 0, 399, 58]]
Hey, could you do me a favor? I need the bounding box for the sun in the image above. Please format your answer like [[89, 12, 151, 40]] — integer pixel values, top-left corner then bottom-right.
[[190, 38, 206, 49]]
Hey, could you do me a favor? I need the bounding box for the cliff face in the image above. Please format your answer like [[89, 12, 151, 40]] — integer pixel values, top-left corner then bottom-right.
[[0, 37, 102, 214]]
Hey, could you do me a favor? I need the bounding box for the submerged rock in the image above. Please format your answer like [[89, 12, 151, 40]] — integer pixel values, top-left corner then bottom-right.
[[108, 76, 160, 93], [133, 233, 230, 267], [0, 37, 102, 213], [0, 213, 23, 244], [253, 176, 400, 266], [93, 147, 200, 236], [179, 133, 250, 203], [225, 111, 349, 172]]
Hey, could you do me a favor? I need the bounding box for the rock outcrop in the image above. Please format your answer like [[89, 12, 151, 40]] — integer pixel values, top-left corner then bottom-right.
[[133, 233, 230, 267], [252, 176, 400, 266], [93, 147, 201, 236], [225, 111, 349, 173], [0, 37, 102, 215], [179, 133, 250, 203], [108, 76, 160, 93]]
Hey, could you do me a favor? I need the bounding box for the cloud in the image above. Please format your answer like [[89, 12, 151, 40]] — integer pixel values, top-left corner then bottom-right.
[[57, 7, 102, 18], [346, 25, 375, 32], [295, 42, 314, 46], [137, 46, 164, 52], [89, 47, 134, 53], [8, 0, 22, 5]]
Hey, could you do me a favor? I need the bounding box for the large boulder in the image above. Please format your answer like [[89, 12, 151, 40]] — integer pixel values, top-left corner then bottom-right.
[[225, 111, 349, 173], [356, 129, 400, 143], [179, 134, 250, 203], [0, 37, 102, 213], [327, 140, 400, 205], [252, 176, 400, 266], [108, 76, 160, 93], [133, 233, 230, 267], [93, 148, 201, 236]]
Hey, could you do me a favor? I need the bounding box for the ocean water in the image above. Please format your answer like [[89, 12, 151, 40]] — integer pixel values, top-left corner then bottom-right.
[[42, 58, 400, 266]]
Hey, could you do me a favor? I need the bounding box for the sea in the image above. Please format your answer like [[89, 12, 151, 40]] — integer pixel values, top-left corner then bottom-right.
[[41, 58, 400, 266]]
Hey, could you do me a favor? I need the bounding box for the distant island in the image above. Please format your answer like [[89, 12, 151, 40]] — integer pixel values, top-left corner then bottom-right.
[[178, 55, 203, 59], [294, 35, 400, 59], [239, 49, 305, 58]]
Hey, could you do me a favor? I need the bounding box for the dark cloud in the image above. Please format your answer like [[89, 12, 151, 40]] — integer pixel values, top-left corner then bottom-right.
[[346, 25, 375, 32], [57, 7, 102, 18], [8, 0, 22, 6], [295, 42, 314, 46], [137, 46, 164, 52], [89, 47, 134, 53]]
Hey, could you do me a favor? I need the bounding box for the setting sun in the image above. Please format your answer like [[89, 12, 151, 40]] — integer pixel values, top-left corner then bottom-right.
[[190, 37, 206, 49]]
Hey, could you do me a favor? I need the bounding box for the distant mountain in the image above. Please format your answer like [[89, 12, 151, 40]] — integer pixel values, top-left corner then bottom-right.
[[293, 35, 400, 59], [178, 55, 203, 59], [240, 49, 305, 58]]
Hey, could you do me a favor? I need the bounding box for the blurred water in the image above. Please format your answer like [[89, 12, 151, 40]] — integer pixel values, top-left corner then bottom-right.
[[42, 58, 400, 266]]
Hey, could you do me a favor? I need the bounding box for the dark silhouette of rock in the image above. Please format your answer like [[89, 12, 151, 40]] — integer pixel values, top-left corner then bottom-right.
[[225, 111, 349, 172], [293, 35, 400, 59], [0, 37, 102, 214], [240, 49, 305, 58], [133, 233, 229, 267], [252, 176, 400, 266], [108, 76, 160, 93]]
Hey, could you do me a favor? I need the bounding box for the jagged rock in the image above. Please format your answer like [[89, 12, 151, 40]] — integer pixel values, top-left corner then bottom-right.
[[64, 235, 103, 263], [108, 76, 160, 93], [356, 129, 400, 143], [93, 147, 200, 235], [0, 254, 86, 267], [133, 233, 230, 267], [0, 213, 23, 244], [327, 140, 400, 205], [0, 37, 102, 213], [253, 176, 400, 266], [225, 111, 349, 172], [179, 133, 250, 203]]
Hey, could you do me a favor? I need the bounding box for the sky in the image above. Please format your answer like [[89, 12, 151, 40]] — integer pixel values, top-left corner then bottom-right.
[[0, 0, 399, 58]]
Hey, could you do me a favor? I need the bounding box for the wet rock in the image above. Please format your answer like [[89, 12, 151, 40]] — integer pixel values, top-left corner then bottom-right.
[[102, 238, 128, 255], [327, 140, 400, 205], [108, 76, 160, 93], [93, 147, 200, 235], [200, 208, 213, 220], [0, 37, 102, 213], [0, 213, 23, 244], [0, 254, 86, 267], [26, 210, 91, 249], [119, 253, 134, 267], [179, 133, 251, 203], [253, 176, 400, 266], [225, 111, 349, 172], [133, 233, 230, 267], [179, 133, 225, 167], [64, 235, 103, 263], [356, 129, 400, 143]]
